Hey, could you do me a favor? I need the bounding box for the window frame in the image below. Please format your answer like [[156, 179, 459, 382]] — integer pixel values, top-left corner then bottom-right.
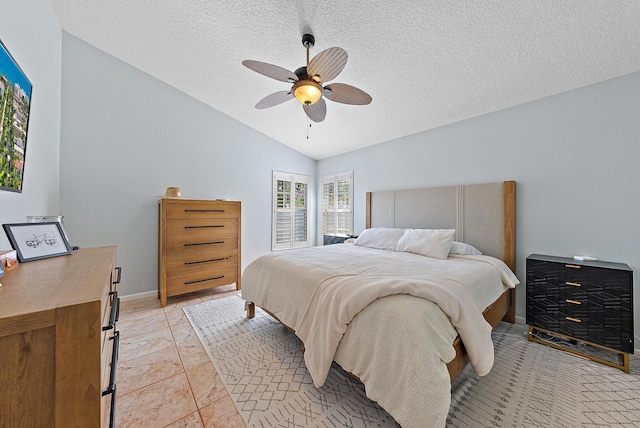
[[321, 170, 354, 238], [272, 171, 311, 251]]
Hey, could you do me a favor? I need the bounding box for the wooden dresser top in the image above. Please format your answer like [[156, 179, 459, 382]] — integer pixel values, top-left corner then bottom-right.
[[0, 246, 116, 320]]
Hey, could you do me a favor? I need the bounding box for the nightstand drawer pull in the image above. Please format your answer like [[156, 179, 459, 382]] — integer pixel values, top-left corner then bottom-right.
[[565, 299, 582, 305], [565, 316, 581, 323], [185, 225, 224, 229], [565, 264, 581, 269], [565, 281, 582, 287]]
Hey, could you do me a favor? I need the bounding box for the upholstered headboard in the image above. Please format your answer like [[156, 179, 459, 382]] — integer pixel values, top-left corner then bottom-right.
[[366, 181, 515, 271]]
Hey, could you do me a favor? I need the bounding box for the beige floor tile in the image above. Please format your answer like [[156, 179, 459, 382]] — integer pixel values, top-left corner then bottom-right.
[[171, 320, 200, 344], [116, 372, 197, 428], [119, 327, 174, 362], [166, 305, 189, 326], [118, 311, 169, 337], [163, 292, 208, 311], [119, 296, 164, 322], [176, 334, 211, 371], [117, 346, 183, 396], [165, 411, 204, 428], [199, 396, 246, 428], [197, 285, 239, 302], [186, 362, 228, 408]]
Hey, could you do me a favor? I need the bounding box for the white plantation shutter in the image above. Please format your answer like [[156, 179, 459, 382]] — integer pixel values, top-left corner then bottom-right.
[[322, 171, 353, 237], [272, 171, 310, 251]]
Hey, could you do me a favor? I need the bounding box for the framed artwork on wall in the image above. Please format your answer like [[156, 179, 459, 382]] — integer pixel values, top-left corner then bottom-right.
[[0, 38, 33, 193], [2, 222, 72, 262]]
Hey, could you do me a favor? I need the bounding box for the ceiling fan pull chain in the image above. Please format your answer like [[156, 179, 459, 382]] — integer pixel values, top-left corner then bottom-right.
[[307, 116, 310, 139]]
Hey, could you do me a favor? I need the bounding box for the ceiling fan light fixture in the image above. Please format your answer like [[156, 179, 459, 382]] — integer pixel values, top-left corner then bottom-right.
[[293, 80, 322, 105]]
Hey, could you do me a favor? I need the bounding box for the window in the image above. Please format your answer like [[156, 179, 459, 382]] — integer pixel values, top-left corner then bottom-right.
[[272, 171, 310, 251], [322, 171, 353, 237]]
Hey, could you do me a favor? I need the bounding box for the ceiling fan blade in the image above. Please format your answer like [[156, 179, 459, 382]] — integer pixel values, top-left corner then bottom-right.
[[242, 60, 298, 83], [324, 83, 372, 105], [255, 91, 294, 109], [303, 98, 327, 123], [308, 47, 348, 82]]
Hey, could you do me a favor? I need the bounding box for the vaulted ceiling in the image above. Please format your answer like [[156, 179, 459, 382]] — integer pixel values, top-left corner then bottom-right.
[[51, 1, 640, 159]]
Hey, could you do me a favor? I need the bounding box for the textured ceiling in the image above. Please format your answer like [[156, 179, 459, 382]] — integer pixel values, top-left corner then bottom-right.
[[51, 1, 640, 160]]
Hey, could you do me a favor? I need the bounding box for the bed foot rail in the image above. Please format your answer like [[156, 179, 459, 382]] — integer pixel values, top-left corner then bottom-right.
[[245, 301, 255, 319]]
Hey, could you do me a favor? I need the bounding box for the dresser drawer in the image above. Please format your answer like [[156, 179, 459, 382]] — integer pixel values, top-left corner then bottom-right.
[[166, 251, 238, 276], [165, 218, 238, 252], [167, 200, 240, 219], [166, 266, 238, 296], [165, 239, 238, 259]]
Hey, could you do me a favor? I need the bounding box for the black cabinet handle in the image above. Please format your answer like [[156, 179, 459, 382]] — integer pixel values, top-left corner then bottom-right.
[[114, 266, 122, 284], [102, 291, 119, 331], [102, 331, 119, 428]]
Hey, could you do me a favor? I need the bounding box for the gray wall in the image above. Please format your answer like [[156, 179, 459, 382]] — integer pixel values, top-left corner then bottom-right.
[[0, 0, 61, 247], [317, 71, 640, 345], [59, 33, 316, 296]]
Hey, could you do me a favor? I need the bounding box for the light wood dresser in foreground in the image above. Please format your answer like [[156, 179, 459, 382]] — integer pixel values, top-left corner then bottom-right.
[[158, 198, 241, 307], [0, 246, 121, 428]]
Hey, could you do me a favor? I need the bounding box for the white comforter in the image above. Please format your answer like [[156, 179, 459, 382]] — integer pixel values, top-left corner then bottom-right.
[[241, 244, 518, 427]]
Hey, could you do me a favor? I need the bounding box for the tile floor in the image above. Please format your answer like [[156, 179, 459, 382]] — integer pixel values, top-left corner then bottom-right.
[[115, 284, 246, 428]]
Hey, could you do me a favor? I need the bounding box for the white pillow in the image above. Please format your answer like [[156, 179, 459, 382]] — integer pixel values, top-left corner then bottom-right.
[[353, 228, 406, 251], [395, 229, 456, 259], [449, 241, 482, 255]]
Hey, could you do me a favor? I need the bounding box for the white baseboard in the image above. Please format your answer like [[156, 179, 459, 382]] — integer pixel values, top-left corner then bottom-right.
[[120, 290, 156, 301]]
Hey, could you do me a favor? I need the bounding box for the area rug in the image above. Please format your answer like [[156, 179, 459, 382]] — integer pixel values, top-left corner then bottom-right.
[[184, 294, 640, 427]]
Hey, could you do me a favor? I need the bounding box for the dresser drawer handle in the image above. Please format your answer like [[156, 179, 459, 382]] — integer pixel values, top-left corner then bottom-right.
[[565, 264, 581, 269], [185, 241, 224, 247], [102, 292, 120, 331], [565, 316, 581, 323], [184, 209, 225, 213], [185, 275, 224, 285], [102, 330, 119, 428], [565, 281, 582, 287], [185, 225, 224, 229], [185, 257, 229, 265], [113, 266, 122, 284], [565, 299, 582, 305]]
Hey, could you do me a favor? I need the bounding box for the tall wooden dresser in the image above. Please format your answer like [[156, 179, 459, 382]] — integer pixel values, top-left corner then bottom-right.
[[0, 247, 121, 428], [158, 198, 241, 307]]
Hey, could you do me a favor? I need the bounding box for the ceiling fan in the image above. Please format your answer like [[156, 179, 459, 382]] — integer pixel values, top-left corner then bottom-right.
[[242, 34, 372, 123]]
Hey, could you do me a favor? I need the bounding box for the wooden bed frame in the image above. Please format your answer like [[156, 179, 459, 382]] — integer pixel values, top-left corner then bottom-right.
[[366, 180, 516, 381], [247, 180, 516, 383]]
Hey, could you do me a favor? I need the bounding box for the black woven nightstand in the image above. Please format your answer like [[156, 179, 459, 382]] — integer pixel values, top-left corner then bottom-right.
[[323, 234, 350, 245], [526, 254, 634, 373]]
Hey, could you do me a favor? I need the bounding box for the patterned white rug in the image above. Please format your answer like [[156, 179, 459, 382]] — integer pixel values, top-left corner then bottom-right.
[[184, 294, 640, 427]]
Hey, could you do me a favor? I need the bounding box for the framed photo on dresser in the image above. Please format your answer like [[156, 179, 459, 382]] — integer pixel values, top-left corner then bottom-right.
[[2, 222, 72, 262]]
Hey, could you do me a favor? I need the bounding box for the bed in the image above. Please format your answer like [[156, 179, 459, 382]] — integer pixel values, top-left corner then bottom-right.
[[242, 180, 517, 427]]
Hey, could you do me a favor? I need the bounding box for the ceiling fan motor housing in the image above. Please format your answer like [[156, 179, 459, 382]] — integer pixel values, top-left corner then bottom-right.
[[292, 67, 323, 105], [301, 33, 315, 48]]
